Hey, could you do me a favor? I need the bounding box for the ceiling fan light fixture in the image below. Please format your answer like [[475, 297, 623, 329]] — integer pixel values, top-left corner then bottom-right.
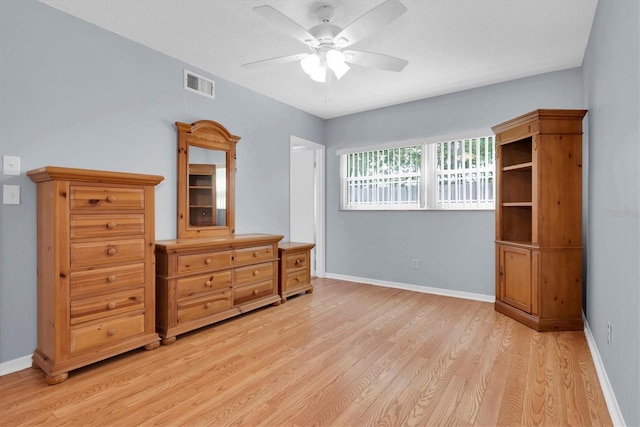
[[326, 49, 350, 79], [310, 65, 327, 83], [301, 53, 321, 75]]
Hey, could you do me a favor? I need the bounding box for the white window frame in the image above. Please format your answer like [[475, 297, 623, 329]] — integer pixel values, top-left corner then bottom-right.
[[338, 131, 495, 211]]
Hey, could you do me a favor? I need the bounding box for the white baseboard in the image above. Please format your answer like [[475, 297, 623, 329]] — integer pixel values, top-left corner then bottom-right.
[[583, 317, 626, 426], [324, 272, 495, 303], [0, 355, 32, 376]]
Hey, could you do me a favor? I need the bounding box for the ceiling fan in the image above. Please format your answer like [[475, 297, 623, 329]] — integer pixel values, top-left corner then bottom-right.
[[242, 0, 409, 83]]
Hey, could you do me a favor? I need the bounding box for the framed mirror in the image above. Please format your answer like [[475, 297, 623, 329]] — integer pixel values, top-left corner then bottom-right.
[[176, 120, 240, 239]]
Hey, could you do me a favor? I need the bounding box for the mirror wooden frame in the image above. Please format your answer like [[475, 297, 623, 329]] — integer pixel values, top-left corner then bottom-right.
[[176, 120, 240, 239]]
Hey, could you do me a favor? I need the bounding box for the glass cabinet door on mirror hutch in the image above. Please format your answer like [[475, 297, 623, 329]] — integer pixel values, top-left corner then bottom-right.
[[155, 120, 283, 345]]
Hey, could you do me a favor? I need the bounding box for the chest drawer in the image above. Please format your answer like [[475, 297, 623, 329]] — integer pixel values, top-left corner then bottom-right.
[[234, 245, 274, 265], [70, 288, 145, 325], [70, 263, 145, 297], [283, 251, 308, 271], [177, 291, 232, 323], [70, 239, 146, 268], [176, 270, 232, 300], [233, 280, 275, 306], [177, 250, 233, 274], [70, 214, 144, 239], [70, 314, 145, 354], [234, 262, 274, 287], [70, 186, 145, 211]]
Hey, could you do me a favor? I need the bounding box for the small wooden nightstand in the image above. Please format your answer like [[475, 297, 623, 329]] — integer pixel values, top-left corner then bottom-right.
[[278, 242, 315, 303]]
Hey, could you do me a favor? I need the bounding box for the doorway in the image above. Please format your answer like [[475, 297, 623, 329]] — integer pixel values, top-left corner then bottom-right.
[[290, 136, 325, 277]]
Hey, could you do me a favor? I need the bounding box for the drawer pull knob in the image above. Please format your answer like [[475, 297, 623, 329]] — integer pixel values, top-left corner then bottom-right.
[[107, 275, 116, 283], [106, 195, 117, 203], [205, 303, 211, 309], [205, 280, 212, 287], [253, 289, 259, 295], [107, 247, 117, 256], [106, 222, 117, 229], [253, 252, 259, 257], [107, 302, 117, 310], [205, 258, 212, 265], [295, 258, 302, 266], [253, 270, 259, 276], [107, 329, 116, 336]]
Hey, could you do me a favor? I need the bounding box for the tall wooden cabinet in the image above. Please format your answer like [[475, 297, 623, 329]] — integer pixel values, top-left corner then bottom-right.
[[28, 166, 164, 384], [493, 109, 586, 331]]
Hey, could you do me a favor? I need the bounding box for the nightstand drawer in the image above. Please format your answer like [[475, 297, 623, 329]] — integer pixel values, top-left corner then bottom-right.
[[70, 214, 144, 239], [233, 280, 275, 306], [70, 263, 145, 297], [284, 251, 308, 271], [177, 250, 233, 274], [70, 186, 145, 211], [234, 245, 274, 264], [284, 269, 309, 290], [176, 270, 232, 299], [70, 314, 145, 354], [70, 239, 145, 268], [177, 291, 232, 323], [234, 262, 274, 287], [70, 288, 144, 325]]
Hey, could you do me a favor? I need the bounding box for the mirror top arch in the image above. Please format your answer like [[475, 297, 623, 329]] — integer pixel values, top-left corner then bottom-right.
[[176, 120, 241, 149]]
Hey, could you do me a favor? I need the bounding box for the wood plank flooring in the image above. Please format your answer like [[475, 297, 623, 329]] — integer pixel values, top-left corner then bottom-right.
[[0, 278, 611, 426]]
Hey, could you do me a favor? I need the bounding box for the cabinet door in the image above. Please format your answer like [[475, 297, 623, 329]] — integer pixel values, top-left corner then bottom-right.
[[498, 245, 532, 313]]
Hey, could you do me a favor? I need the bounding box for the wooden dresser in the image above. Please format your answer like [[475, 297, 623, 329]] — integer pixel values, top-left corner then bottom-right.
[[154, 234, 283, 344], [278, 242, 315, 302], [27, 166, 164, 384]]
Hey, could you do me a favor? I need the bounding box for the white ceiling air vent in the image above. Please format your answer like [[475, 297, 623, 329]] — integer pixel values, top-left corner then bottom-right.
[[184, 69, 215, 99]]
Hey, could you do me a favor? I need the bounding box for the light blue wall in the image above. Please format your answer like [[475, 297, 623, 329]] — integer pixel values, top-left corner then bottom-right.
[[582, 1, 640, 425], [0, 0, 324, 363], [324, 69, 583, 295]]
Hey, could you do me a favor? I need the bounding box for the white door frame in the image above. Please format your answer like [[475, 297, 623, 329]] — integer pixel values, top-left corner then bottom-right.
[[290, 136, 325, 277]]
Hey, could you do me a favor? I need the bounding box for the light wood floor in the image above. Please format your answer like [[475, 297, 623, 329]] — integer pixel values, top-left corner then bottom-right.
[[0, 278, 611, 426]]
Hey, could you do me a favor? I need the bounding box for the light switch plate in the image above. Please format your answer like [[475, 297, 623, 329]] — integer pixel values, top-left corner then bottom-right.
[[3, 185, 20, 205], [3, 155, 20, 176]]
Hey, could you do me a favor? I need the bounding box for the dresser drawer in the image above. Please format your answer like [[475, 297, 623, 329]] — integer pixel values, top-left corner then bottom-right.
[[70, 263, 145, 297], [234, 262, 274, 287], [70, 214, 144, 239], [177, 291, 232, 323], [283, 251, 308, 271], [70, 314, 145, 354], [70, 239, 145, 268], [176, 270, 232, 300], [177, 250, 233, 274], [234, 245, 275, 265], [70, 186, 145, 211], [284, 269, 310, 290], [70, 288, 144, 325], [233, 280, 275, 306]]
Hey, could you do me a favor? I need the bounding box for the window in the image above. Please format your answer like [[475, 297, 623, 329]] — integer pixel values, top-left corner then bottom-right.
[[339, 135, 495, 210]]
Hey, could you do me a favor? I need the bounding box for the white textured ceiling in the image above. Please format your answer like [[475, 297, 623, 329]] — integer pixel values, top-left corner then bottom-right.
[[41, 0, 597, 119]]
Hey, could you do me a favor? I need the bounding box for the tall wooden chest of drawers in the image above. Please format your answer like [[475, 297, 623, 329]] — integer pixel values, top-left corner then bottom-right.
[[27, 166, 164, 384], [155, 234, 283, 344], [278, 242, 315, 302]]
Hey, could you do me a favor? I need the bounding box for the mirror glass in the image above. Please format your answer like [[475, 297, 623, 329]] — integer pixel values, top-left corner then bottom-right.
[[187, 146, 227, 228]]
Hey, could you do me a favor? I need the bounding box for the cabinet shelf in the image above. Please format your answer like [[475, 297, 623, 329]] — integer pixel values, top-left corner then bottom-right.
[[502, 202, 532, 207], [503, 162, 532, 171]]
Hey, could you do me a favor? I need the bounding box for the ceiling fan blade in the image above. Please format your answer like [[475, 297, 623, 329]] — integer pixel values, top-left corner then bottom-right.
[[253, 5, 319, 47], [334, 0, 407, 48], [241, 53, 309, 69], [343, 50, 408, 72]]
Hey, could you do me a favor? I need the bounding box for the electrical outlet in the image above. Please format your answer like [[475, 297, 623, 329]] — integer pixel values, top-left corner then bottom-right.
[[607, 321, 612, 348], [411, 258, 419, 270]]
